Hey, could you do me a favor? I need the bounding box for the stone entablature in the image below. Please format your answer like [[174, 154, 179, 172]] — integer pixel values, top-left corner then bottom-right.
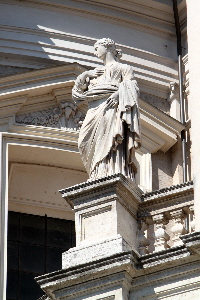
[[139, 180, 193, 211], [142, 180, 193, 202]]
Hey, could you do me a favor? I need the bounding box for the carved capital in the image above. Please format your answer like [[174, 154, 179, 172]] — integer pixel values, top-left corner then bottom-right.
[[152, 213, 169, 226], [170, 209, 186, 221]]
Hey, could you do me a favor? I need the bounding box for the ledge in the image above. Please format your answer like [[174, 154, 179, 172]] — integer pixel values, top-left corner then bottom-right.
[[139, 232, 200, 269], [180, 232, 200, 256], [139, 245, 191, 269], [138, 180, 194, 218], [141, 180, 193, 201], [59, 173, 143, 217], [36, 250, 138, 290], [59, 173, 142, 199]]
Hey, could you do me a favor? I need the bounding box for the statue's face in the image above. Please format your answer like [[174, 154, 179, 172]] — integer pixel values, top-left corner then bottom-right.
[[94, 43, 107, 60]]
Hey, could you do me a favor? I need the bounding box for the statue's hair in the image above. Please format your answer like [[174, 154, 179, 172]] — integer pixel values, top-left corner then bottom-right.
[[94, 38, 122, 60]]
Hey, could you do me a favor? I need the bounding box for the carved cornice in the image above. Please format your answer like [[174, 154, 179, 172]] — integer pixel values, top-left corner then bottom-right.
[[0, 64, 85, 97], [139, 98, 184, 152], [141, 180, 193, 201], [60, 173, 143, 217], [9, 196, 71, 211], [60, 173, 142, 200], [2, 0, 176, 38], [138, 181, 194, 219], [36, 240, 200, 300], [180, 232, 200, 256], [140, 98, 183, 132], [132, 258, 200, 295], [140, 245, 191, 269], [36, 250, 138, 294], [60, 173, 140, 196]]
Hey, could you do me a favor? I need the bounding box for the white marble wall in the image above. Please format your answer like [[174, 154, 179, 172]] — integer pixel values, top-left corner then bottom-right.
[[187, 0, 200, 231]]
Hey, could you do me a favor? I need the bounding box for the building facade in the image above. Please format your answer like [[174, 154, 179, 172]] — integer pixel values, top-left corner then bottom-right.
[[0, 0, 200, 299]]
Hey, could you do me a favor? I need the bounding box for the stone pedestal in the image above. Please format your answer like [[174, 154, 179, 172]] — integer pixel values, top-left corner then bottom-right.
[[60, 174, 142, 251], [37, 174, 142, 300]]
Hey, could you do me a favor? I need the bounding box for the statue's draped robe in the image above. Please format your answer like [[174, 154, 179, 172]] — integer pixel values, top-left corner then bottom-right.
[[72, 62, 141, 180]]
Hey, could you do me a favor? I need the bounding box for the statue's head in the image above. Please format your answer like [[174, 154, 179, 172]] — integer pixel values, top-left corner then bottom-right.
[[94, 38, 122, 61]]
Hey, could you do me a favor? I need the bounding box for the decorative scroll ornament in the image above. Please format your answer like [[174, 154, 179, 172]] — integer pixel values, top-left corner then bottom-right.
[[16, 101, 84, 130]]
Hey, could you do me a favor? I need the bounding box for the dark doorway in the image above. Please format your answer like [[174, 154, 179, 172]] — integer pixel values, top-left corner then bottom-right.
[[7, 211, 75, 300]]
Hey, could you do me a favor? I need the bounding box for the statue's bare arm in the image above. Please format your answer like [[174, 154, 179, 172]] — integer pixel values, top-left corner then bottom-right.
[[78, 68, 104, 84]]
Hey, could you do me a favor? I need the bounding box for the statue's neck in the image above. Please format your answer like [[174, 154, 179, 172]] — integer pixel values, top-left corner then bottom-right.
[[103, 52, 116, 67]]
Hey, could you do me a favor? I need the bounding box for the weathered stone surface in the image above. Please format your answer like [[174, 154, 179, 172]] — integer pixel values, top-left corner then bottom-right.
[[131, 260, 200, 300], [36, 251, 138, 300], [181, 231, 200, 255], [62, 235, 132, 269], [140, 245, 191, 269], [138, 180, 194, 252], [60, 173, 143, 250], [16, 101, 84, 130], [140, 91, 170, 115], [37, 175, 200, 300], [151, 150, 173, 190], [139, 180, 194, 217]]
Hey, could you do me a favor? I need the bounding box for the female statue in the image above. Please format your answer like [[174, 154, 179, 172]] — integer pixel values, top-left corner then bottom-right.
[[72, 38, 141, 180]]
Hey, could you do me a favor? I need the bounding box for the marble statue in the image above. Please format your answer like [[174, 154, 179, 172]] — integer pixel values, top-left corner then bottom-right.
[[72, 38, 141, 180]]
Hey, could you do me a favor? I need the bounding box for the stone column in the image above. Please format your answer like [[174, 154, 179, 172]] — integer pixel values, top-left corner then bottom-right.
[[187, 0, 200, 231]]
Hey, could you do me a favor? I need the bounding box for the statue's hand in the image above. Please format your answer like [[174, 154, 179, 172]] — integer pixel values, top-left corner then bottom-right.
[[84, 68, 104, 79], [107, 93, 119, 108]]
